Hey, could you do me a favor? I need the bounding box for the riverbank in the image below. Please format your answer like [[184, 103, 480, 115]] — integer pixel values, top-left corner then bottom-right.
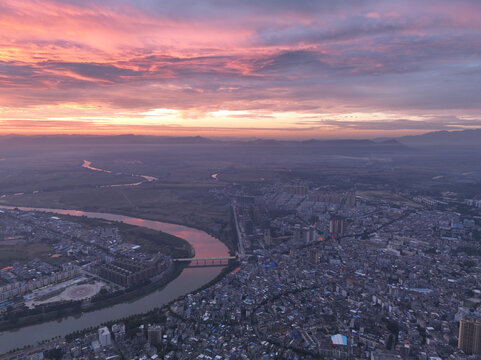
[[0, 206, 230, 354], [0, 209, 195, 333], [0, 261, 188, 334], [0, 180, 234, 252], [66, 258, 240, 342], [1, 259, 239, 358], [61, 206, 237, 255]]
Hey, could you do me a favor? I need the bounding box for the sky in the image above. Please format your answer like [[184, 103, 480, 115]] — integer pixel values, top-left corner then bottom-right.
[[1, 0, 481, 139]]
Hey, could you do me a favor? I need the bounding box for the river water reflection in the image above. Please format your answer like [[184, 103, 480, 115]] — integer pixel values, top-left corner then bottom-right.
[[0, 206, 229, 353]]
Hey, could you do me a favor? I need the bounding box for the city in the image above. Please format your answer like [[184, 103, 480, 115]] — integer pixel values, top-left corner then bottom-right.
[[0, 209, 187, 330], [2, 0, 481, 359], [0, 176, 480, 359]]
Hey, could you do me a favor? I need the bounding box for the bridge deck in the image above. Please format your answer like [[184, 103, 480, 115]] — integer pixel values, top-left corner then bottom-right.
[[173, 256, 237, 262]]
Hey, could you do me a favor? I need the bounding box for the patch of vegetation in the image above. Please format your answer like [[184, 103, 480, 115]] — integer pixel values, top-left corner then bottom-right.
[[0, 243, 52, 268], [59, 215, 193, 259], [2, 183, 232, 248], [44, 348, 63, 360]]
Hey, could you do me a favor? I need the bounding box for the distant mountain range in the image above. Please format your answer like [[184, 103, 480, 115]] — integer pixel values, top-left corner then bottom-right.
[[248, 137, 407, 150], [0, 134, 217, 145], [1, 128, 480, 148], [396, 128, 481, 147]]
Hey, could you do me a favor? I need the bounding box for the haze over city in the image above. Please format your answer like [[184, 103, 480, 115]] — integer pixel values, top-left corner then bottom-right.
[[1, 0, 481, 138], [2, 1, 481, 360]]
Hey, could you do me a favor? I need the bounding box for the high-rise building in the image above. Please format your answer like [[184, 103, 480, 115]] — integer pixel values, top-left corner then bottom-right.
[[309, 248, 320, 265], [302, 225, 316, 243], [98, 326, 112, 347], [302, 226, 310, 243], [263, 228, 271, 246], [244, 219, 254, 235], [329, 216, 345, 235], [346, 191, 356, 207], [147, 325, 163, 345], [308, 225, 316, 242], [293, 224, 301, 242], [458, 318, 481, 354]]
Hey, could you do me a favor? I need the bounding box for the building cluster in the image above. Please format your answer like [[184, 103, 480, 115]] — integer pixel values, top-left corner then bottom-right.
[[99, 256, 169, 287], [464, 199, 481, 209], [5, 182, 481, 359], [0, 265, 80, 301], [0, 209, 172, 315]]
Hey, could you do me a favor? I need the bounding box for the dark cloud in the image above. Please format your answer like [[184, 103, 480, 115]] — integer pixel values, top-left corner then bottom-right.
[[41, 62, 142, 82], [122, 0, 378, 19], [255, 21, 408, 47]]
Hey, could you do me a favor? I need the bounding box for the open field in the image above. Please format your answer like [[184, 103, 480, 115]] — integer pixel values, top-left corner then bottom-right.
[[61, 215, 194, 258], [3, 138, 477, 257], [0, 211, 193, 270], [356, 190, 423, 208], [28, 282, 105, 307], [0, 183, 232, 247], [0, 183, 229, 224], [0, 243, 52, 268]]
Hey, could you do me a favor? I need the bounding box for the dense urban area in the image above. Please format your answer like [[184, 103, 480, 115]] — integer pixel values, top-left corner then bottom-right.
[[2, 176, 481, 360], [0, 209, 182, 329]]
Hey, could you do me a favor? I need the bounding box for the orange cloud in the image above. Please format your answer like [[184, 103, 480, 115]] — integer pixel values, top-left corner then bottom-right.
[[1, 0, 481, 138]]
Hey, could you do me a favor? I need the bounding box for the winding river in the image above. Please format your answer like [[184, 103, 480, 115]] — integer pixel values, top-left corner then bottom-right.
[[82, 160, 159, 187], [0, 206, 229, 354]]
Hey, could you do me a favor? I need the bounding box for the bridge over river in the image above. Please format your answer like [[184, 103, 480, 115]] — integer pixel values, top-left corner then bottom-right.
[[0, 205, 230, 354], [174, 256, 237, 267]]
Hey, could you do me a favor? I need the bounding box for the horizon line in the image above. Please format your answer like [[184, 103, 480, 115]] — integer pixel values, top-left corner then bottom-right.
[[0, 128, 479, 141]]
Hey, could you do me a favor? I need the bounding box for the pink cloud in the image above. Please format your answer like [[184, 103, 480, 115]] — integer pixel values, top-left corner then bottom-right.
[[365, 12, 380, 19], [0, 0, 481, 137]]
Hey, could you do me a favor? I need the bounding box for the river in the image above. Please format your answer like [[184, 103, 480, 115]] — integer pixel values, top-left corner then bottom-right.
[[0, 206, 229, 353], [82, 160, 159, 187]]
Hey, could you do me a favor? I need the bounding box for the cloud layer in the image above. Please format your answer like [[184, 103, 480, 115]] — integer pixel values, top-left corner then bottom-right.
[[1, 0, 481, 137]]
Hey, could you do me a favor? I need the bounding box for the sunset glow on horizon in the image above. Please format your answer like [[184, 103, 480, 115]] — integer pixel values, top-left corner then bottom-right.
[[1, 0, 481, 138]]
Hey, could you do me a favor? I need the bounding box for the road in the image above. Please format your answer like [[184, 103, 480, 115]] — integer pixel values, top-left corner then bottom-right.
[[232, 203, 246, 259]]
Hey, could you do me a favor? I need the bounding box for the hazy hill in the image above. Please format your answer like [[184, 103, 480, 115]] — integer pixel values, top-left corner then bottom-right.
[[397, 129, 481, 147], [0, 134, 216, 146]]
